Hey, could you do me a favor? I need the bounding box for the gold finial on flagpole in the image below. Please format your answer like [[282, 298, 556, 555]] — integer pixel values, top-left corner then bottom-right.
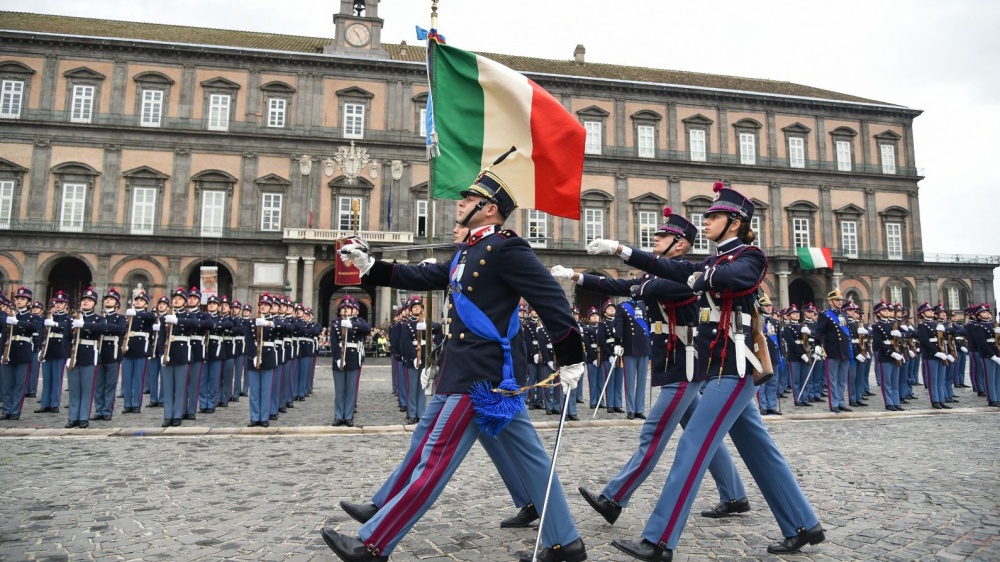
[[430, 0, 439, 30]]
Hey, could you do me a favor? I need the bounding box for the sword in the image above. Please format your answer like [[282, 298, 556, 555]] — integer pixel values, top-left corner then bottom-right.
[[592, 354, 620, 420], [684, 323, 696, 382], [734, 306, 746, 378], [531, 382, 574, 562], [370, 242, 459, 254], [796, 357, 819, 403]]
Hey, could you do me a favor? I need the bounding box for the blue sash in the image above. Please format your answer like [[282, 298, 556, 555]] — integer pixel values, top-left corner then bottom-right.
[[823, 309, 854, 360], [620, 301, 650, 337]]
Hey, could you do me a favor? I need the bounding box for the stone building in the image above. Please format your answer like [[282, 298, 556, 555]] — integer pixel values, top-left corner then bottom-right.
[[0, 0, 994, 326]]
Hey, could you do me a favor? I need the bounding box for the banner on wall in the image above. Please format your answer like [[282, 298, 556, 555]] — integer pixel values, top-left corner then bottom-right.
[[200, 266, 218, 304]]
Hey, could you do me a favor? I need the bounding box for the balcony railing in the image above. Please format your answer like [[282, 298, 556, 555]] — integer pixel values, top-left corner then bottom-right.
[[282, 229, 414, 244], [1, 218, 283, 240], [924, 253, 1000, 265]]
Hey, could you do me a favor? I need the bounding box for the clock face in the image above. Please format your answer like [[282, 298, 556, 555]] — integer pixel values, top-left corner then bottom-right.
[[346, 23, 371, 47]]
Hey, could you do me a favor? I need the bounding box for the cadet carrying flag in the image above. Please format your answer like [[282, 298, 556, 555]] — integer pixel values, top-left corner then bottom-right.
[[427, 41, 585, 219], [797, 247, 834, 270]]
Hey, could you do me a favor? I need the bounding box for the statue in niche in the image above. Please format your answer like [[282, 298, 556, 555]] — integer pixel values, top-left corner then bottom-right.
[[353, 1, 365, 17]]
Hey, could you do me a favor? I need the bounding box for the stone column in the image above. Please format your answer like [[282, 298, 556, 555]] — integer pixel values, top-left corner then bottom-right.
[[765, 110, 777, 159], [865, 188, 878, 255], [819, 184, 833, 248], [815, 116, 827, 166], [302, 257, 316, 307], [832, 267, 842, 293], [378, 285, 392, 327], [777, 269, 790, 309], [667, 102, 678, 154], [615, 173, 629, 241], [860, 119, 871, 168], [39, 53, 59, 111], [28, 139, 52, 219], [286, 256, 299, 301], [769, 181, 783, 249], [668, 176, 681, 208], [908, 190, 923, 257], [718, 107, 729, 154]]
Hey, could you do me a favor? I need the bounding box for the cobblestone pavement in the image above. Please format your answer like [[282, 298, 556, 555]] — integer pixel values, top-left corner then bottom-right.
[[1, 362, 999, 561]]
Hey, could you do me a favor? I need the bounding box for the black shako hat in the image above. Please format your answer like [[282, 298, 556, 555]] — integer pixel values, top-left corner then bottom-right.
[[658, 206, 698, 244], [460, 147, 519, 219]]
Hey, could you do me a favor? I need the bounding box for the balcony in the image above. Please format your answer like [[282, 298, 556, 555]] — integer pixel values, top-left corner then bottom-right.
[[1, 218, 283, 240], [283, 229, 414, 244]]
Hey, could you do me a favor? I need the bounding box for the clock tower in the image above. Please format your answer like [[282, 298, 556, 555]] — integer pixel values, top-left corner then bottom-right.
[[326, 0, 387, 58]]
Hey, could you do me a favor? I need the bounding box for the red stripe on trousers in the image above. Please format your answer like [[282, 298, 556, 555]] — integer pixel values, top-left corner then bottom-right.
[[614, 381, 687, 503]]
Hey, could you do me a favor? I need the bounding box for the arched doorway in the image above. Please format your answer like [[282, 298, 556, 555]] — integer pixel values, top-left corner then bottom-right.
[[317, 265, 376, 328], [788, 278, 816, 310], [47, 256, 93, 306], [574, 270, 611, 321], [185, 260, 234, 303]]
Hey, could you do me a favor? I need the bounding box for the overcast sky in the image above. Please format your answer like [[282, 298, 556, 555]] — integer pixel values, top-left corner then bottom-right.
[[4, 0, 999, 291]]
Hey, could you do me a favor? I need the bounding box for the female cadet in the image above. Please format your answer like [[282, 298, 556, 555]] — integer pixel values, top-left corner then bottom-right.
[[35, 291, 72, 414], [330, 295, 370, 426], [246, 294, 279, 427], [160, 288, 196, 427], [63, 287, 107, 428], [582, 307, 604, 408], [590, 182, 823, 561]]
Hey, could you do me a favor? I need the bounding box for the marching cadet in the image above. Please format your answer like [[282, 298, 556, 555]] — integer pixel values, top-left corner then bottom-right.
[[523, 305, 544, 410], [398, 297, 430, 424], [146, 295, 169, 408], [183, 287, 211, 420], [1, 287, 43, 420], [63, 287, 108, 428], [597, 299, 625, 413], [121, 289, 156, 414], [799, 303, 825, 403], [560, 207, 753, 529], [199, 294, 231, 414], [246, 294, 279, 427], [872, 301, 905, 411], [966, 303, 1000, 406], [845, 301, 870, 408], [590, 181, 823, 560], [782, 305, 812, 407], [91, 287, 125, 422], [218, 296, 237, 407], [239, 302, 253, 397], [330, 295, 370, 426], [756, 294, 782, 415], [583, 307, 604, 408], [915, 301, 951, 409], [35, 291, 72, 414], [615, 297, 651, 420], [26, 300, 44, 399], [814, 289, 853, 413]]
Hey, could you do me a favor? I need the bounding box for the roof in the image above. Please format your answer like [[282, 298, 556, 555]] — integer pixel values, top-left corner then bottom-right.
[[2, 11, 891, 106]]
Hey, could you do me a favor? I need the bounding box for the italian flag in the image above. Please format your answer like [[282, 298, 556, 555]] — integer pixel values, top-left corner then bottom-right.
[[429, 42, 585, 219], [797, 247, 834, 270]]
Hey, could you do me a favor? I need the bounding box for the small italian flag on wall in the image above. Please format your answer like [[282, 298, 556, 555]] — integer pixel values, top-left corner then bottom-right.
[[797, 247, 834, 270]]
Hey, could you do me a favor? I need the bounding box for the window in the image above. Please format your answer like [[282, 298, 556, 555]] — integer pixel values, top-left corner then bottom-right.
[[947, 286, 960, 311], [750, 216, 761, 247], [0, 180, 13, 228], [0, 80, 23, 119], [266, 98, 286, 128], [637, 125, 655, 158], [841, 220, 858, 258], [584, 208, 604, 243], [419, 107, 427, 138], [526, 210, 548, 244], [739, 132, 756, 165], [140, 89, 163, 127], [338, 196, 363, 231], [793, 218, 810, 248], [584, 121, 602, 155], [637, 211, 657, 249], [885, 223, 902, 259], [689, 129, 706, 162], [689, 213, 709, 254], [880, 144, 896, 174], [836, 140, 852, 172], [208, 94, 230, 131], [415, 199, 429, 237], [788, 137, 805, 169], [889, 285, 903, 305], [201, 190, 226, 237], [343, 103, 365, 139], [261, 193, 282, 231], [70, 85, 94, 123], [130, 187, 156, 235], [60, 183, 86, 232]]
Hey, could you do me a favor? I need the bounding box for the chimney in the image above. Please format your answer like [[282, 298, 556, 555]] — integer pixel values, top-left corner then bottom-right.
[[399, 40, 408, 57], [574, 44, 585, 65]]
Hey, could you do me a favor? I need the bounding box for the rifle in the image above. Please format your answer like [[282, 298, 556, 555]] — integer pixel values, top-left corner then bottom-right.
[[338, 312, 349, 371], [891, 320, 904, 366], [68, 311, 82, 370], [1, 320, 12, 364], [161, 308, 175, 367], [39, 308, 54, 363], [254, 300, 264, 369], [121, 297, 134, 355]]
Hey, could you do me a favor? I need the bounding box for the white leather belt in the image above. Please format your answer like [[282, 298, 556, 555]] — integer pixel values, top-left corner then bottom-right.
[[652, 322, 693, 340], [261, 342, 275, 347], [605, 338, 615, 343], [48, 333, 64, 339], [988, 338, 996, 343], [209, 335, 224, 341], [128, 331, 149, 338], [12, 335, 32, 342], [343, 342, 360, 350], [707, 310, 752, 327], [851, 339, 859, 344], [882, 340, 891, 345], [929, 337, 937, 343], [104, 336, 119, 343], [171, 336, 190, 342], [79, 339, 98, 346]]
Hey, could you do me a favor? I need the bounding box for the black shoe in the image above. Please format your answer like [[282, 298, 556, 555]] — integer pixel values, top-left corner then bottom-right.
[[240, 392, 248, 396], [90, 415, 102, 421], [286, 402, 294, 409], [940, 403, 952, 409], [231, 398, 239, 403], [932, 402, 943, 409], [908, 394, 918, 400], [34, 407, 51, 413], [979, 392, 987, 397], [634, 412, 646, 419], [567, 414, 580, 421], [767, 523, 825, 554], [895, 405, 905, 411], [516, 538, 587, 562], [341, 500, 379, 524], [217, 402, 228, 408], [260, 421, 269, 427], [546, 409, 556, 415], [838, 406, 853, 412], [65, 420, 80, 428], [589, 404, 597, 409], [78, 421, 88, 429], [946, 397, 959, 403], [185, 414, 196, 420], [333, 419, 344, 427], [607, 407, 614, 414], [320, 528, 387, 562], [900, 399, 909, 405], [626, 413, 635, 420], [578, 486, 622, 525], [50, 406, 59, 413], [163, 420, 173, 428], [247, 421, 259, 427], [613, 407, 625, 413], [399, 405, 407, 412], [144, 389, 151, 394], [278, 407, 287, 414], [103, 414, 111, 421], [769, 409, 783, 416], [171, 418, 182, 426], [344, 419, 354, 427], [856, 401, 869, 407], [611, 538, 672, 561], [500, 503, 538, 528], [701, 497, 751, 518], [199, 408, 208, 414], [269, 414, 277, 421], [206, 408, 215, 414], [405, 417, 417, 424], [7, 414, 19, 420]]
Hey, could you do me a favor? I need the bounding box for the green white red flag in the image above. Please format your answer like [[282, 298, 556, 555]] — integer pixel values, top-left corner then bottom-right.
[[797, 247, 834, 270]]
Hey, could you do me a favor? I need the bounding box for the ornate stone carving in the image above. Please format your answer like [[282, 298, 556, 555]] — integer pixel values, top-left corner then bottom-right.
[[332, 141, 377, 183], [391, 160, 404, 181], [34, 138, 50, 148], [242, 150, 257, 159], [298, 154, 313, 176], [104, 144, 121, 152]]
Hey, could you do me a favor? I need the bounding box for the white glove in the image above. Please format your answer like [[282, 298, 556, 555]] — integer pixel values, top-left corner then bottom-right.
[[592, 359, 599, 367], [340, 319, 352, 328], [890, 330, 902, 337], [419, 257, 437, 265], [798, 354, 808, 363], [44, 319, 57, 327], [559, 362, 585, 394], [152, 323, 161, 332], [947, 354, 955, 362], [934, 352, 948, 361], [5, 316, 17, 326], [855, 353, 866, 362], [412, 358, 420, 369], [857, 327, 869, 335], [586, 238, 619, 256], [420, 365, 438, 389], [255, 318, 269, 327], [800, 326, 811, 335], [960, 346, 968, 353], [991, 356, 1000, 366], [891, 352, 904, 361], [547, 361, 555, 370], [416, 322, 427, 331], [335, 359, 344, 371], [686, 272, 702, 290], [533, 353, 540, 364], [994, 327, 1000, 334], [908, 350, 916, 358], [72, 318, 85, 329], [126, 308, 137, 317], [164, 315, 178, 325], [813, 345, 825, 358], [550, 265, 574, 279], [613, 344, 624, 357], [339, 239, 374, 276]]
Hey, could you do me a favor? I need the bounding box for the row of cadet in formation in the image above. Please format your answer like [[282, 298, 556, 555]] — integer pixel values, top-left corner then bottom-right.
[[0, 285, 331, 428]]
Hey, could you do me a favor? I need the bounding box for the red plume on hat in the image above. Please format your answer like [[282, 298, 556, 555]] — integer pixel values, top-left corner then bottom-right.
[[713, 181, 725, 192], [662, 206, 673, 218]]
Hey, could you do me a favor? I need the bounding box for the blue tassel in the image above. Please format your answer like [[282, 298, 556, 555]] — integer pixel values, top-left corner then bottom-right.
[[470, 380, 525, 438]]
